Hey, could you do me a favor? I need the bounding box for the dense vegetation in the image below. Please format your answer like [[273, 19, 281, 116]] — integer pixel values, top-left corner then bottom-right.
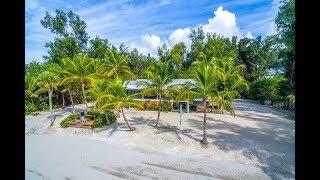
[[60, 109, 116, 128], [26, 0, 295, 122]]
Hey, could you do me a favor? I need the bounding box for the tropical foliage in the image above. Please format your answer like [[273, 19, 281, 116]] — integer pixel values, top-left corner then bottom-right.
[[26, 0, 295, 140], [98, 78, 141, 130], [142, 61, 173, 128]]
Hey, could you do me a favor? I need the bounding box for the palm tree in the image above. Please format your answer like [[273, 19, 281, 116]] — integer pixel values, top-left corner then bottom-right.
[[167, 85, 198, 130], [213, 57, 248, 115], [59, 85, 77, 113], [189, 61, 218, 145], [142, 61, 173, 129], [51, 60, 78, 113], [60, 55, 97, 108], [25, 76, 39, 104], [100, 49, 136, 79], [99, 78, 141, 131], [36, 65, 60, 126], [87, 79, 109, 110]]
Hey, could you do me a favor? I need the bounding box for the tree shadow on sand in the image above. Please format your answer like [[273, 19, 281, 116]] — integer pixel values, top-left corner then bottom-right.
[[186, 113, 295, 179], [128, 116, 202, 142], [233, 99, 295, 120], [46, 112, 65, 126], [125, 100, 295, 179], [129, 116, 152, 125]]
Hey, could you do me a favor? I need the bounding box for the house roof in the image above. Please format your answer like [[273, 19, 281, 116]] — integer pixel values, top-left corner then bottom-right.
[[124, 79, 150, 90], [124, 78, 196, 90], [165, 79, 196, 88]]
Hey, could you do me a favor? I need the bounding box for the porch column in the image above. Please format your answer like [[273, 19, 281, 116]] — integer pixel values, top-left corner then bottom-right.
[[170, 99, 174, 111], [187, 101, 189, 113]]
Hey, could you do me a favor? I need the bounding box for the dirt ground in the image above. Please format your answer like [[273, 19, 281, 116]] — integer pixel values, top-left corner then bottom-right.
[[25, 99, 295, 179]]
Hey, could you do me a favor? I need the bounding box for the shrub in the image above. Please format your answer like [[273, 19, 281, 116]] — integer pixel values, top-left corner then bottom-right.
[[90, 110, 116, 128], [249, 75, 287, 104], [105, 110, 116, 124], [60, 113, 80, 128], [133, 101, 147, 111], [38, 101, 49, 111], [31, 111, 40, 116], [133, 100, 172, 112], [53, 103, 61, 109], [85, 109, 101, 120], [25, 102, 37, 115], [91, 114, 107, 128]]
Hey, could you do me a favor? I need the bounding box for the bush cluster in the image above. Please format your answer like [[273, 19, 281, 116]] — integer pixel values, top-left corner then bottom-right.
[[91, 109, 116, 128], [25, 101, 37, 115], [248, 75, 287, 104], [60, 113, 80, 128], [134, 101, 172, 112]]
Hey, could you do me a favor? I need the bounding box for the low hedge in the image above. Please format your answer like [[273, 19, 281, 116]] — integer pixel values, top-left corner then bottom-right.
[[134, 100, 172, 112]]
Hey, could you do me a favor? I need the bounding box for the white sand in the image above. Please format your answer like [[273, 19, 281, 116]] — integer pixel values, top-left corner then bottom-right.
[[25, 99, 295, 179]]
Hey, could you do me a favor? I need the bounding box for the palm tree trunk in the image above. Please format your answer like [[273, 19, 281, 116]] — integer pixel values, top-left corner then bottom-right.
[[68, 90, 75, 113], [201, 99, 209, 145], [221, 94, 224, 114], [155, 95, 162, 129], [48, 89, 54, 126], [121, 108, 134, 131], [104, 112, 110, 125], [62, 93, 65, 109], [81, 81, 88, 108], [179, 104, 182, 130], [290, 59, 295, 93]]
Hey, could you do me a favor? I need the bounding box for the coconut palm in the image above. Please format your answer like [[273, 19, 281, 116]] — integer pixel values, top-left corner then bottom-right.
[[167, 83, 198, 104], [60, 55, 97, 108], [59, 85, 77, 113], [142, 61, 173, 129], [87, 79, 109, 110], [51, 60, 77, 113], [189, 61, 218, 145], [25, 76, 39, 104], [98, 49, 136, 79], [213, 57, 248, 115], [99, 78, 141, 131], [166, 84, 198, 130], [36, 64, 60, 126]]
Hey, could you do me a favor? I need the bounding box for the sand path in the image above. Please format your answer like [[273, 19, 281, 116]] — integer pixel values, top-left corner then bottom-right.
[[25, 99, 295, 179]]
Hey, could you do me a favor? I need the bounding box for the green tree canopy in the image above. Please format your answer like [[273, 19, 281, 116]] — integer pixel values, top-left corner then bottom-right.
[[41, 10, 89, 63]]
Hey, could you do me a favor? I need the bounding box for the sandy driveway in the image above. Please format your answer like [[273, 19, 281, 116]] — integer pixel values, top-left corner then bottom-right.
[[25, 99, 295, 179]]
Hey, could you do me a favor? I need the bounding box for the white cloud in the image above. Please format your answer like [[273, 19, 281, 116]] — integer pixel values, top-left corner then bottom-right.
[[129, 6, 257, 57], [265, 0, 281, 36], [202, 6, 241, 38], [141, 34, 162, 50], [245, 32, 254, 39], [168, 28, 191, 50], [129, 42, 149, 55], [129, 34, 163, 57]]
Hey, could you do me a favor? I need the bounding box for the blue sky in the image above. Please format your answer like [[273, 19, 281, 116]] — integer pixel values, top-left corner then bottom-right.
[[25, 0, 281, 63]]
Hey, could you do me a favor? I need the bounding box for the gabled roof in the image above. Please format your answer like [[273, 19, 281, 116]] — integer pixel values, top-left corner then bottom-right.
[[124, 79, 151, 90], [125, 79, 196, 90], [165, 79, 196, 88]]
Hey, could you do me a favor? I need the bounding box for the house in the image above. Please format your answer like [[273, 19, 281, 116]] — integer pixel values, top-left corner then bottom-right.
[[124, 79, 214, 112]]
